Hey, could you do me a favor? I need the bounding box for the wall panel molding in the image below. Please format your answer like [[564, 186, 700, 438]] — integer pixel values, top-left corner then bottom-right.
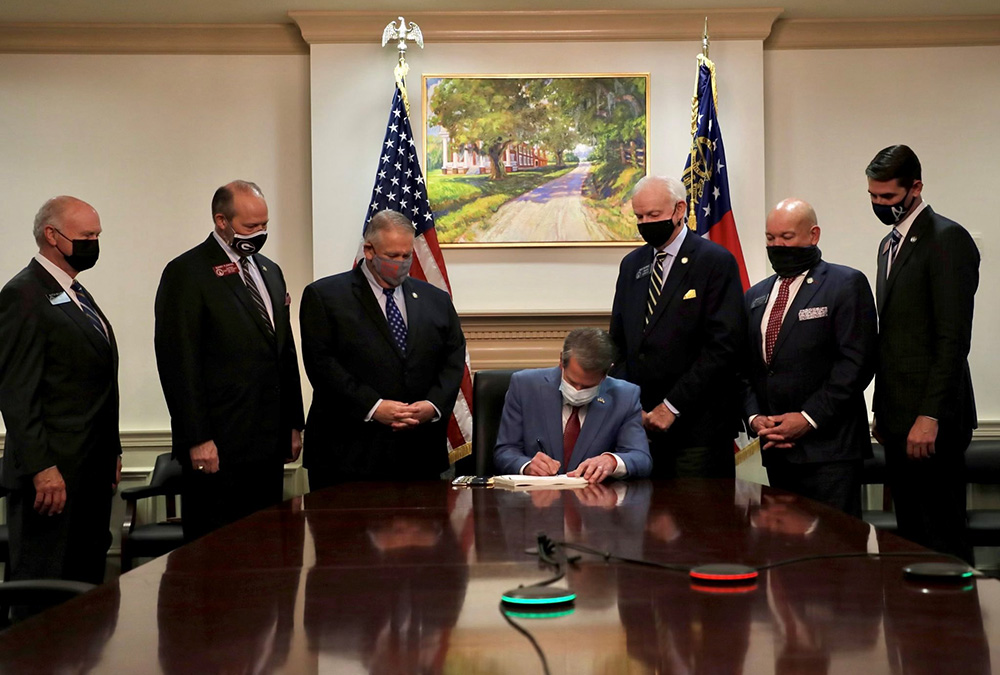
[[0, 22, 308, 54], [461, 312, 610, 370], [766, 16, 1000, 50], [289, 9, 782, 45]]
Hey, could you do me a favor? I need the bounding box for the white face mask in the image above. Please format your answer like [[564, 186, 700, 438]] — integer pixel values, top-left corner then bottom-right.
[[559, 377, 600, 407]]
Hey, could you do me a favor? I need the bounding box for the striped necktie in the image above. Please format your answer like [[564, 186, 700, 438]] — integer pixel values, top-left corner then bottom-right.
[[70, 281, 108, 342], [239, 257, 275, 340], [645, 251, 667, 325], [886, 228, 902, 278]]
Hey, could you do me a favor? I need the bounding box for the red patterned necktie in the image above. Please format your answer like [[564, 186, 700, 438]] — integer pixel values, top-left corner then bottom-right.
[[563, 406, 581, 470], [764, 277, 794, 364]]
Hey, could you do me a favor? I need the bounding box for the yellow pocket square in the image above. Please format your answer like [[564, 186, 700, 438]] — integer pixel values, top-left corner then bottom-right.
[[683, 289, 697, 300]]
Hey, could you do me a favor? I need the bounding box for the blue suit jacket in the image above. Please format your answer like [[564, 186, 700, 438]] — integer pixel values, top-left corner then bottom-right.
[[492, 367, 652, 477], [742, 260, 877, 464]]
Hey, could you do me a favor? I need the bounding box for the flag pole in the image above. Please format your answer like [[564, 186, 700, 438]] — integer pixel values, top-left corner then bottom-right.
[[702, 16, 710, 58]]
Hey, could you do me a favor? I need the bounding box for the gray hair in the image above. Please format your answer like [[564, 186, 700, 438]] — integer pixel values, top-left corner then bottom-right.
[[33, 196, 74, 246], [365, 209, 415, 244], [561, 327, 617, 374], [632, 175, 687, 204]]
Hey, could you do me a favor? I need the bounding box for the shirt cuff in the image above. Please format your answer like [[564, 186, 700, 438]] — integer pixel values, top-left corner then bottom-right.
[[519, 460, 532, 475], [801, 411, 818, 429], [663, 399, 679, 416], [426, 401, 442, 423], [364, 399, 383, 422], [748, 413, 759, 430], [604, 452, 627, 478]]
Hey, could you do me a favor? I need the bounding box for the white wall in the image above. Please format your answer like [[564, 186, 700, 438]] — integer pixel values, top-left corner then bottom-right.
[[764, 45, 1000, 420], [309, 40, 768, 312], [0, 54, 313, 433]]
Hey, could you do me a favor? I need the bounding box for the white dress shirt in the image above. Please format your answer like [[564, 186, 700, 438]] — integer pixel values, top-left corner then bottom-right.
[[34, 253, 108, 333]]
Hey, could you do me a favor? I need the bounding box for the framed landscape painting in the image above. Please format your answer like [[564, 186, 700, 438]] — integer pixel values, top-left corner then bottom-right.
[[422, 74, 649, 247]]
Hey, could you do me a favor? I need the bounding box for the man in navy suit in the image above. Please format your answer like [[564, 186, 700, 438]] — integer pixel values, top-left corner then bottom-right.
[[155, 181, 305, 541], [300, 209, 466, 488], [493, 327, 652, 481], [0, 196, 121, 587], [867, 145, 979, 562], [743, 199, 877, 516], [610, 175, 746, 479]]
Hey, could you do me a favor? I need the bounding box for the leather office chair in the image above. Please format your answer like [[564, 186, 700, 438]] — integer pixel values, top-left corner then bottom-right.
[[467, 369, 518, 477], [861, 445, 898, 532], [964, 440, 1000, 548], [120, 452, 184, 572]]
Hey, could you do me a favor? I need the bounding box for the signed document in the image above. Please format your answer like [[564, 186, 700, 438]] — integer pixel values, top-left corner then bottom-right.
[[492, 474, 589, 490]]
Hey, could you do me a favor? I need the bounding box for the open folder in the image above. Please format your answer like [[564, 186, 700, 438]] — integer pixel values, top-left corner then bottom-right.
[[492, 474, 589, 490]]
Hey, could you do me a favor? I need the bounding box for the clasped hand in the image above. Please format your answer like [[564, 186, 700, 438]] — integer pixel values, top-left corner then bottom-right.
[[754, 412, 811, 449], [374, 400, 435, 430]]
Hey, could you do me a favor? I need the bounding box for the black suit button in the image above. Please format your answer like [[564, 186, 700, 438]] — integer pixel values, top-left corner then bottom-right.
[[767, 370, 775, 377]]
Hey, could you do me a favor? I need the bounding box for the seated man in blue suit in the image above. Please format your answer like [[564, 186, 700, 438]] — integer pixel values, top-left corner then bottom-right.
[[493, 327, 653, 482]]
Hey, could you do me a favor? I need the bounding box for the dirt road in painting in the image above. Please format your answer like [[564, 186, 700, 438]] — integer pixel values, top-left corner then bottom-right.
[[477, 162, 611, 242]]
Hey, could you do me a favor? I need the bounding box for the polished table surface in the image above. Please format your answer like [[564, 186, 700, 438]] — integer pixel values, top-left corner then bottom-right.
[[0, 478, 997, 673]]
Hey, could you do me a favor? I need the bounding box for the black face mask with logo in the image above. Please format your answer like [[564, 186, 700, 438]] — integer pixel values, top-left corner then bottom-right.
[[767, 245, 821, 278], [871, 189, 915, 226]]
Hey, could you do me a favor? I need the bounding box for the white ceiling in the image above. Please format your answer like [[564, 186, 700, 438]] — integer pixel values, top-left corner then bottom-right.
[[0, 0, 996, 25]]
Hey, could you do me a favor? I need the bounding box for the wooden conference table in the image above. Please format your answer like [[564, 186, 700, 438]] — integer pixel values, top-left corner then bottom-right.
[[0, 478, 997, 673]]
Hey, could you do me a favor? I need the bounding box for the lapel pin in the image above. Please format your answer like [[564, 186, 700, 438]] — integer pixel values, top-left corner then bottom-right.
[[806, 278, 814, 284], [910, 236, 917, 243], [681, 257, 689, 264], [412, 292, 418, 298], [596, 397, 606, 404], [261, 265, 267, 272]]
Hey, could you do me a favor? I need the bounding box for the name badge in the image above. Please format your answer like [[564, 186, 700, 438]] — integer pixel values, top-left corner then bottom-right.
[[798, 306, 828, 321], [635, 264, 651, 280], [213, 262, 239, 277], [48, 291, 71, 306], [750, 294, 768, 310]]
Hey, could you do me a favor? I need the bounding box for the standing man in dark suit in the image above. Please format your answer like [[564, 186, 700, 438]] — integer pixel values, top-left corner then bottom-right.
[[743, 198, 877, 516], [299, 209, 465, 489], [867, 145, 980, 562], [154, 180, 304, 541], [493, 327, 652, 481], [0, 196, 121, 587], [610, 175, 746, 478]]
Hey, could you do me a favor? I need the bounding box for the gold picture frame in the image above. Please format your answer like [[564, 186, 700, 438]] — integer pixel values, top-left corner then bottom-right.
[[422, 73, 650, 248]]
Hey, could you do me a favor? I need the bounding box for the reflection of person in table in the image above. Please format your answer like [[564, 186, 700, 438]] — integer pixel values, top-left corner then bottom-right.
[[493, 327, 651, 482]]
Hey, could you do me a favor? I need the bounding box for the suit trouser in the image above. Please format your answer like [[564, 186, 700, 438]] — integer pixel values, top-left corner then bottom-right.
[[764, 456, 863, 518], [648, 437, 736, 480], [181, 457, 284, 542], [881, 428, 972, 564]]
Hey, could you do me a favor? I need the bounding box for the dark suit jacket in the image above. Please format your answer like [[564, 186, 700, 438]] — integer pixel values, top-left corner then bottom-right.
[[874, 206, 979, 440], [743, 260, 877, 465], [493, 367, 652, 477], [0, 259, 121, 488], [154, 235, 304, 468], [299, 266, 466, 481], [610, 232, 747, 447]]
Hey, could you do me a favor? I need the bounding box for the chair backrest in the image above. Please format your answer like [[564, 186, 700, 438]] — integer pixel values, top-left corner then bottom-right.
[[470, 369, 518, 476], [149, 453, 184, 491], [964, 440, 1000, 484]]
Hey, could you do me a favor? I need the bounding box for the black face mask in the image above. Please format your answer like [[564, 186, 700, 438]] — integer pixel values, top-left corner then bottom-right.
[[871, 188, 915, 226], [54, 229, 100, 272], [638, 219, 677, 249], [767, 245, 821, 278]]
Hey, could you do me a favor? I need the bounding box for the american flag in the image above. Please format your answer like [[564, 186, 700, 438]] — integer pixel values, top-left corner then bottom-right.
[[682, 55, 751, 293], [359, 81, 473, 464]]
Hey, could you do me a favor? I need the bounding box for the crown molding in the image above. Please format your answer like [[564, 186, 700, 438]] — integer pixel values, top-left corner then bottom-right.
[[766, 15, 1000, 50], [0, 22, 307, 54], [289, 9, 783, 45]]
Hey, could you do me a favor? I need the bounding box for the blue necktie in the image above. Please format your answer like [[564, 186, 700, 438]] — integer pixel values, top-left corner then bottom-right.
[[70, 280, 109, 342], [383, 287, 407, 353], [887, 229, 902, 278]]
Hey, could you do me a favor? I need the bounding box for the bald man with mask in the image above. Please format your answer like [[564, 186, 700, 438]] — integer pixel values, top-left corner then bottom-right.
[[742, 199, 877, 516], [0, 196, 122, 591]]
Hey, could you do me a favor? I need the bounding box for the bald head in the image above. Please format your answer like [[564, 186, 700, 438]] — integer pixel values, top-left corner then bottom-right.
[[33, 196, 98, 247], [765, 198, 820, 247]]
